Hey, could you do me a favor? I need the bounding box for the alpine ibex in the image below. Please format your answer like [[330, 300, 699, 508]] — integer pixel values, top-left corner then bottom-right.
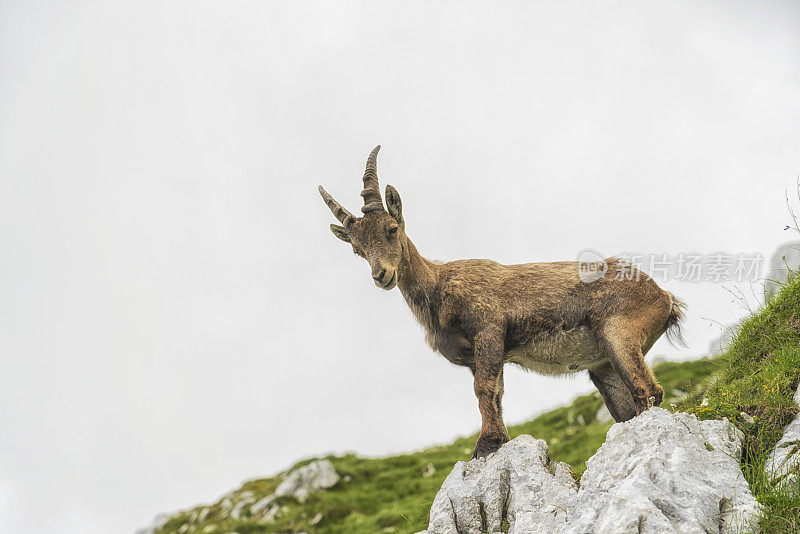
[[319, 146, 685, 459]]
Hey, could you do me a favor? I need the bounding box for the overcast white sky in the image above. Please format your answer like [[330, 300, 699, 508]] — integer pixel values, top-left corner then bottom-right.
[[1, 2, 800, 533]]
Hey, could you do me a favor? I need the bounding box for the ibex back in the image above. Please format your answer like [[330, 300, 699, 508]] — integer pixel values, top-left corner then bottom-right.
[[319, 146, 685, 459]]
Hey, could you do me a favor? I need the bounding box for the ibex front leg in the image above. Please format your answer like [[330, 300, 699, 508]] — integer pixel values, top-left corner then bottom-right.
[[471, 328, 510, 459]]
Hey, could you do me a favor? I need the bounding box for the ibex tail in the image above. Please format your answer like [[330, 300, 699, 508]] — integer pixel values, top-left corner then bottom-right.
[[664, 292, 687, 347]]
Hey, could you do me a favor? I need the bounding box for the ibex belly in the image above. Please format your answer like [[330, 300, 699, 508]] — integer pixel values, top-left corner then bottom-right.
[[505, 326, 607, 375]]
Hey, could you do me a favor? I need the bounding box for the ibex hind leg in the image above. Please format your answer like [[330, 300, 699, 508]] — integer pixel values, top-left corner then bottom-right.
[[589, 362, 637, 422], [596, 316, 664, 416], [471, 330, 510, 459]]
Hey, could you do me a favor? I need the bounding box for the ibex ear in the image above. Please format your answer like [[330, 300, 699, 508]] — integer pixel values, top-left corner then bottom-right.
[[385, 185, 404, 229], [329, 224, 351, 243]]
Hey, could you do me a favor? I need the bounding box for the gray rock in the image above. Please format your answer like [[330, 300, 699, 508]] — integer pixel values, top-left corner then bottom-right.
[[274, 459, 340, 503], [249, 495, 277, 519], [567, 409, 759, 534], [138, 459, 341, 533], [423, 408, 760, 534], [427, 435, 577, 534], [764, 241, 800, 301], [237, 459, 340, 522], [670, 388, 688, 401], [422, 462, 436, 478], [708, 323, 737, 355], [595, 404, 614, 424], [229, 496, 255, 520], [765, 385, 800, 486]]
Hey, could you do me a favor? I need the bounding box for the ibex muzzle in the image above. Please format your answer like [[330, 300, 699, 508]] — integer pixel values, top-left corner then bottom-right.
[[320, 146, 685, 459], [372, 264, 396, 289]]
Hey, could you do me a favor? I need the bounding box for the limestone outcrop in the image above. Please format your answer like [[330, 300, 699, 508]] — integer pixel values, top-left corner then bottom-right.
[[422, 408, 760, 534]]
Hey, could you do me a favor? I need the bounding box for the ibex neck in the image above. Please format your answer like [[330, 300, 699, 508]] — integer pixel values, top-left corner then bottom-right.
[[398, 235, 438, 304]]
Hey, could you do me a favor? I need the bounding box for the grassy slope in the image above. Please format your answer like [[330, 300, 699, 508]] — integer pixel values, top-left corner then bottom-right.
[[678, 276, 800, 532], [157, 276, 800, 534]]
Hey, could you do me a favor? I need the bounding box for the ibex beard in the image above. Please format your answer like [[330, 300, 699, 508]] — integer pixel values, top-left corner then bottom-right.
[[319, 146, 686, 459]]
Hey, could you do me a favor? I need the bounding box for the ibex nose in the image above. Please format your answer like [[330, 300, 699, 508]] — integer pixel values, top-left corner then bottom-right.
[[372, 268, 387, 283]]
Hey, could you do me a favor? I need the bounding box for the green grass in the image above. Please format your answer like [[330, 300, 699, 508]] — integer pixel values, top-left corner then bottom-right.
[[156, 275, 800, 534]]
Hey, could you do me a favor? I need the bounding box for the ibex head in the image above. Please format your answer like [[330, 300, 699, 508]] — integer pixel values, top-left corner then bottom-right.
[[319, 146, 405, 290]]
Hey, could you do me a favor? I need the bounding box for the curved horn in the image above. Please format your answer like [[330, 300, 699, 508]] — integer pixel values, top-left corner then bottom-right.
[[360, 145, 384, 213], [318, 186, 355, 228]]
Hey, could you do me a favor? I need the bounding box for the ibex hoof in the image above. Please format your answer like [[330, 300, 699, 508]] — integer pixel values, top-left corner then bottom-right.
[[471, 435, 509, 460]]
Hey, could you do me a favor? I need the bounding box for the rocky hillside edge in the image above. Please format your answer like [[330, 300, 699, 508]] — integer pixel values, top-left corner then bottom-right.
[[143, 256, 800, 533]]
